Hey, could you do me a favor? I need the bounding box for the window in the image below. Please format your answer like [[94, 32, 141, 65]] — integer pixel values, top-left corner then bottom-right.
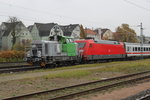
[[133, 47, 135, 51], [127, 47, 130, 51], [144, 48, 146, 51], [69, 39, 74, 43], [138, 47, 141, 51], [77, 42, 86, 48], [32, 44, 42, 53], [146, 48, 148, 51], [135, 47, 137, 51], [45, 43, 48, 55]]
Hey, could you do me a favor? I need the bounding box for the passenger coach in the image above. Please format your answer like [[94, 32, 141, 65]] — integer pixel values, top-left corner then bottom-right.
[[125, 42, 150, 58]]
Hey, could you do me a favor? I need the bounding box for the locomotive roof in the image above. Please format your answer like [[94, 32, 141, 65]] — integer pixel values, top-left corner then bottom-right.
[[76, 39, 120, 45], [95, 40, 120, 45]]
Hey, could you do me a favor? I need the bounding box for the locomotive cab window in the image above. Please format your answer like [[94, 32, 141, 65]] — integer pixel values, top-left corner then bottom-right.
[[77, 42, 86, 48], [69, 39, 74, 43]]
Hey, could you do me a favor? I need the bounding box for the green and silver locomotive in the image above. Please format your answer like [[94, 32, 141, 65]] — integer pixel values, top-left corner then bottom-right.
[[26, 35, 79, 67]]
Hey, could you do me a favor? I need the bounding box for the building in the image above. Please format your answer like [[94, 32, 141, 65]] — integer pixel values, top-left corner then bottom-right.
[[30, 23, 63, 40], [0, 21, 32, 50], [95, 28, 114, 40], [84, 28, 98, 40], [60, 24, 80, 39]]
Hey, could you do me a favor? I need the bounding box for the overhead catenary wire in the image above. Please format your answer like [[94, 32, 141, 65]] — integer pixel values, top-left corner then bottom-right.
[[0, 0, 102, 25], [124, 0, 150, 12]]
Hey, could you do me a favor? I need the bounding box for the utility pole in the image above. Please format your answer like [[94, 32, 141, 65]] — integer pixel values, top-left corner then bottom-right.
[[140, 22, 144, 59]]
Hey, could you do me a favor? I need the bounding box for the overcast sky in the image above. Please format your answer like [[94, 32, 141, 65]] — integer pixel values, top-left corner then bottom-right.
[[0, 0, 150, 36]]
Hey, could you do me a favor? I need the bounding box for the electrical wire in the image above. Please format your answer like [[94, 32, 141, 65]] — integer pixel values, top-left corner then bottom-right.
[[0, 0, 101, 25], [124, 0, 150, 12]]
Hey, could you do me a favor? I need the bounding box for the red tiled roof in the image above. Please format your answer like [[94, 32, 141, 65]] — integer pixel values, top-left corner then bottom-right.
[[84, 29, 97, 35]]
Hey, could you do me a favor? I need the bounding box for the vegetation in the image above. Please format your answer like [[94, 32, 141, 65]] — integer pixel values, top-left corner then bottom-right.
[[7, 16, 22, 50], [43, 59, 150, 79], [0, 50, 25, 62], [93, 59, 150, 73], [80, 25, 86, 39], [45, 70, 91, 79], [114, 24, 139, 42]]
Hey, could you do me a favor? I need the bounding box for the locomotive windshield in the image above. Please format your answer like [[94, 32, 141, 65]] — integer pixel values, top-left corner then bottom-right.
[[31, 43, 42, 53], [77, 42, 86, 48]]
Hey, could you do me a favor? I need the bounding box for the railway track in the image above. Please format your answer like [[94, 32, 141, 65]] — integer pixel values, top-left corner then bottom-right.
[[2, 70, 150, 100], [0, 65, 41, 73], [0, 61, 25, 64], [139, 94, 150, 100]]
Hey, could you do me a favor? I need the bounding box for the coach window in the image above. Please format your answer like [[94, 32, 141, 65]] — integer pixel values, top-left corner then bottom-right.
[[141, 47, 143, 51], [129, 47, 131, 51], [127, 47, 130, 51], [146, 48, 148, 51], [138, 47, 140, 51], [129, 47, 131, 52], [135, 47, 137, 51], [133, 47, 135, 52]]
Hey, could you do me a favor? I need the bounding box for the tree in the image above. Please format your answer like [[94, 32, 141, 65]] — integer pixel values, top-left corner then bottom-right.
[[114, 24, 139, 43], [7, 16, 21, 50], [80, 25, 86, 39]]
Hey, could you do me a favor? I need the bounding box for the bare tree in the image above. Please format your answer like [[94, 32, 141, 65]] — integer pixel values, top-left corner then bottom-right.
[[7, 16, 21, 50]]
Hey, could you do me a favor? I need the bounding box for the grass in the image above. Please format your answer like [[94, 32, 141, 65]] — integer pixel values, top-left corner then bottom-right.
[[44, 59, 150, 79], [45, 70, 91, 79], [90, 59, 150, 74], [32, 59, 150, 74], [1, 59, 150, 79]]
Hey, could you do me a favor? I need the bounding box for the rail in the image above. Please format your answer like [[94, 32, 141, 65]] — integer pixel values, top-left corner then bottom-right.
[[2, 70, 150, 100]]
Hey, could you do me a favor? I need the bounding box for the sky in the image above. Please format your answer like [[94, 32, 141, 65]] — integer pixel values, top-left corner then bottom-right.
[[0, 0, 150, 36]]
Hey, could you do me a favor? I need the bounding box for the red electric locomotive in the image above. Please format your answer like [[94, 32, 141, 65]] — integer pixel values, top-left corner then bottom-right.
[[75, 39, 126, 61]]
